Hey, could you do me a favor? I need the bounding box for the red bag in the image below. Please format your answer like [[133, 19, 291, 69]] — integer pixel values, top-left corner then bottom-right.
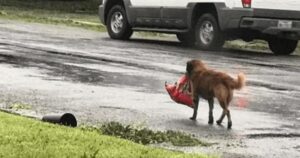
[[165, 75, 194, 108]]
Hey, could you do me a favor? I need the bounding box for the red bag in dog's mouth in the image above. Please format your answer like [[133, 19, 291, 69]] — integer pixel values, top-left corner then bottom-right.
[[165, 75, 194, 108]]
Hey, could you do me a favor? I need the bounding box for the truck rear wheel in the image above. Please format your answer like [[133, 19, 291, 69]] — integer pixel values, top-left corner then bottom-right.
[[268, 38, 298, 55], [106, 5, 133, 40], [195, 13, 224, 50]]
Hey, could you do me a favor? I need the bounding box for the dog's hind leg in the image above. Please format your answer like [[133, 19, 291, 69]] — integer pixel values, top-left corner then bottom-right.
[[216, 101, 232, 129], [216, 109, 226, 125], [226, 109, 232, 129], [226, 90, 233, 129], [217, 108, 232, 129], [208, 98, 214, 124]]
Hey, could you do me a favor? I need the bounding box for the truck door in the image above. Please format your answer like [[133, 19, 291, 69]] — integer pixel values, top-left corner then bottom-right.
[[129, 0, 163, 27], [161, 0, 189, 29]]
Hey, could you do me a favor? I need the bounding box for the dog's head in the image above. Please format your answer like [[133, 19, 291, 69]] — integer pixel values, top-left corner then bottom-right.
[[186, 60, 206, 77]]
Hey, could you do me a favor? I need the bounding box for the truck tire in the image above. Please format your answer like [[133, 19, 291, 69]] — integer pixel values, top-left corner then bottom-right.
[[106, 5, 133, 40], [268, 38, 298, 55], [176, 32, 195, 46], [195, 13, 225, 50]]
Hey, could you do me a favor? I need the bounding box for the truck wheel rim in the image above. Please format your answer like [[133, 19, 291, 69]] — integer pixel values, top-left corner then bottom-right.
[[111, 12, 124, 33], [199, 21, 214, 45]]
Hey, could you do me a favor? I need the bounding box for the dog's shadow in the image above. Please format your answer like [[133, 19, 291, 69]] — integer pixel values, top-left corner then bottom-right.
[[166, 118, 237, 137]]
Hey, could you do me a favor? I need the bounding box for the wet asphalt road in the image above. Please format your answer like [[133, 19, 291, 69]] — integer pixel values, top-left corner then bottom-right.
[[0, 19, 299, 157]]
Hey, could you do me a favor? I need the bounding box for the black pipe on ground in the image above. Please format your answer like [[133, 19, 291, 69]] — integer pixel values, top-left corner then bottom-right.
[[42, 113, 77, 127]]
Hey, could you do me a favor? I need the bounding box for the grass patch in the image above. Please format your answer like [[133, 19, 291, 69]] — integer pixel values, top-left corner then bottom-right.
[[8, 102, 32, 110], [0, 111, 215, 158], [225, 40, 269, 51], [0, 6, 105, 31], [0, 0, 100, 13], [0, 0, 105, 31], [225, 40, 300, 54], [97, 122, 212, 147]]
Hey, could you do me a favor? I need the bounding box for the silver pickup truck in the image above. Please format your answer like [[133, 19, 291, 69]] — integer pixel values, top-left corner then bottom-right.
[[99, 0, 300, 55]]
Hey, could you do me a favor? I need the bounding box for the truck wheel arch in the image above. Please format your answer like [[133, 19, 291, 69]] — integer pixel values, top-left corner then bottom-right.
[[104, 0, 132, 25], [187, 3, 226, 31]]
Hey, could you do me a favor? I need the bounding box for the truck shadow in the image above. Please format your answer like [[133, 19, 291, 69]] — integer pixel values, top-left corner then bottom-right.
[[124, 37, 300, 58]]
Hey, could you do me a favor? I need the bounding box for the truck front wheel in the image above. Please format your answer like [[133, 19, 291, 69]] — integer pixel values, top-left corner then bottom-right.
[[106, 5, 133, 40], [195, 13, 225, 50], [268, 38, 298, 55]]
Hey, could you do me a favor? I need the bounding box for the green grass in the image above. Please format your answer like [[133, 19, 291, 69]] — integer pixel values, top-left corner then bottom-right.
[[8, 102, 32, 110], [0, 6, 106, 31], [0, 0, 105, 31], [0, 0, 100, 13], [0, 111, 215, 158], [225, 40, 300, 54]]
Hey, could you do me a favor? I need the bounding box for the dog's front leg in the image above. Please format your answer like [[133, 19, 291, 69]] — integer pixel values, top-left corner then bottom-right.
[[208, 98, 214, 124], [190, 97, 199, 120]]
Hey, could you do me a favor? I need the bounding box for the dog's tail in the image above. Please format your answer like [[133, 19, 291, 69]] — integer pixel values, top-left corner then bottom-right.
[[233, 73, 246, 90]]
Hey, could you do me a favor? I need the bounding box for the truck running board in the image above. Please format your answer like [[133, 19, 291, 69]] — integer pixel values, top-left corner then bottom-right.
[[133, 27, 189, 34]]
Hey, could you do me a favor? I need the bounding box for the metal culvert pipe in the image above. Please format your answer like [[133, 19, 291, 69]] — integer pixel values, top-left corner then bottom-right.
[[42, 113, 77, 127]]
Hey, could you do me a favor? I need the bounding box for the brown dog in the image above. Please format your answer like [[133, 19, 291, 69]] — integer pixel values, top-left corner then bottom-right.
[[186, 59, 245, 129]]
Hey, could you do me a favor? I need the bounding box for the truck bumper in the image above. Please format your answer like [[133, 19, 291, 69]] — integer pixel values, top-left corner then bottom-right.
[[217, 7, 253, 30], [240, 17, 300, 40], [99, 4, 105, 25], [218, 6, 300, 40]]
